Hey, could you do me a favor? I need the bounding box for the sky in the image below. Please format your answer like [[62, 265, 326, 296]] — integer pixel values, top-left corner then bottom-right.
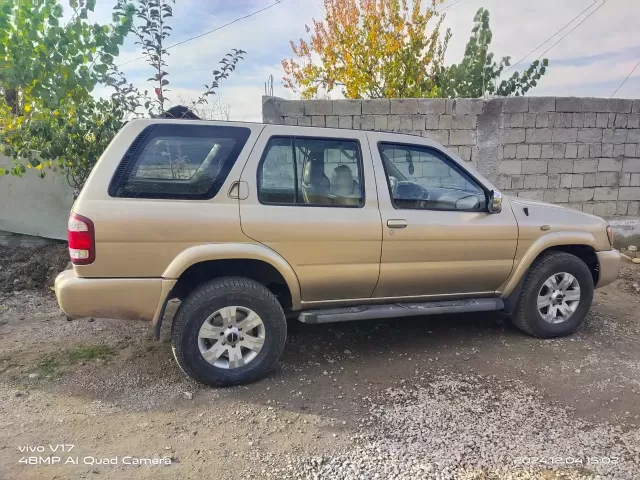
[[85, 0, 639, 122]]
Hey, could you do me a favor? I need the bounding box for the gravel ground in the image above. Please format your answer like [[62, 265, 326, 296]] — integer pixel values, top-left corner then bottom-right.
[[0, 262, 639, 480]]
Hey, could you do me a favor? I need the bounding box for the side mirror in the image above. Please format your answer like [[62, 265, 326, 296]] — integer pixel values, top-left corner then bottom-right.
[[488, 190, 502, 214]]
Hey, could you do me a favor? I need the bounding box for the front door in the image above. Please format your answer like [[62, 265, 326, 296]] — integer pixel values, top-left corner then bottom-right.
[[239, 125, 382, 303], [368, 133, 518, 299]]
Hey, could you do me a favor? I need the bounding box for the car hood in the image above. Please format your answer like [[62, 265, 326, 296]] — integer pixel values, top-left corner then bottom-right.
[[507, 196, 610, 251]]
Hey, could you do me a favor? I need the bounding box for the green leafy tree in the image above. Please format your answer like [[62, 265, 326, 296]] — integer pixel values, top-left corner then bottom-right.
[[436, 8, 548, 98]]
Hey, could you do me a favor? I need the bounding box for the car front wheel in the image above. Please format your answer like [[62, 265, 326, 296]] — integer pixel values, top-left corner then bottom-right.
[[512, 251, 594, 338]]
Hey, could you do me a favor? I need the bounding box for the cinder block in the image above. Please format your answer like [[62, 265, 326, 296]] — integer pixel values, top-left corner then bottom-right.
[[499, 160, 522, 175], [596, 113, 609, 128], [556, 97, 582, 112], [511, 175, 525, 189], [613, 144, 626, 157], [583, 113, 597, 128], [565, 144, 578, 158], [606, 172, 620, 186], [373, 115, 388, 130], [608, 98, 633, 113], [594, 202, 617, 217], [503, 97, 529, 113], [614, 114, 629, 128], [584, 173, 597, 187], [548, 174, 561, 188], [569, 188, 594, 202], [526, 128, 552, 143], [571, 174, 585, 188], [449, 130, 476, 146], [625, 144, 636, 157], [422, 130, 449, 145], [362, 99, 390, 115], [621, 173, 631, 187], [279, 100, 305, 116], [623, 158, 640, 173], [589, 144, 602, 157], [634, 100, 640, 114], [397, 115, 413, 130], [439, 115, 452, 129], [552, 128, 578, 143], [529, 144, 542, 159], [503, 144, 517, 159], [536, 114, 549, 128], [333, 100, 362, 115], [603, 129, 628, 144], [628, 114, 640, 129], [550, 113, 573, 128], [325, 116, 339, 127], [628, 129, 640, 143], [544, 189, 570, 202], [582, 98, 609, 112], [518, 190, 544, 201], [522, 160, 548, 174], [598, 158, 622, 172], [594, 187, 619, 201], [311, 116, 326, 127], [452, 115, 477, 129], [574, 159, 598, 173], [629, 202, 640, 215], [516, 145, 529, 159], [359, 115, 375, 130], [548, 159, 574, 174], [631, 173, 640, 186], [524, 175, 537, 189], [573, 113, 585, 128], [560, 173, 572, 188], [390, 99, 419, 115], [387, 116, 401, 131], [338, 115, 353, 129], [618, 187, 640, 200], [602, 144, 614, 157], [510, 113, 524, 128], [553, 144, 567, 159], [297, 116, 312, 126], [524, 113, 536, 128], [504, 129, 526, 144], [617, 202, 629, 215], [541, 144, 554, 158], [411, 115, 425, 131], [497, 175, 512, 190], [577, 128, 603, 143], [577, 144, 590, 158], [459, 146, 472, 161], [425, 115, 439, 129], [418, 99, 447, 115], [535, 174, 549, 188], [529, 97, 555, 113], [284, 117, 298, 126], [445, 99, 454, 114], [453, 98, 484, 115], [304, 100, 333, 115]]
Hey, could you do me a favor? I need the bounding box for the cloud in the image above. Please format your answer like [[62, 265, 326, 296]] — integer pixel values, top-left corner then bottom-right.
[[90, 0, 639, 122]]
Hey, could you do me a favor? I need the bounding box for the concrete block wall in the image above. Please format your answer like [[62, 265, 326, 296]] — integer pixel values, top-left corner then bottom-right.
[[263, 96, 640, 216]]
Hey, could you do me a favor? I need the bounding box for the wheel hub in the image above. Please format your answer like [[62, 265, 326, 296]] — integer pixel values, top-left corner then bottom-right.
[[225, 327, 241, 346], [537, 272, 581, 324]]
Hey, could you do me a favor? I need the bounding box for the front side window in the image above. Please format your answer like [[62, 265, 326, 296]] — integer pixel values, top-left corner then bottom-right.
[[109, 124, 251, 199], [379, 143, 486, 211], [258, 136, 364, 207]]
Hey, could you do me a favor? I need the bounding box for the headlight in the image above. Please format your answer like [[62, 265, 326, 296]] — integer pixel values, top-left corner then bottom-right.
[[606, 225, 614, 247]]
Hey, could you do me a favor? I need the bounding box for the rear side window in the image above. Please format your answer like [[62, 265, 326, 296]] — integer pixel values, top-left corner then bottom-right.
[[109, 124, 251, 199]]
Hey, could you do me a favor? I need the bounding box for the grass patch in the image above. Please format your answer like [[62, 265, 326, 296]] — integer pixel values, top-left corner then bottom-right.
[[30, 344, 116, 379]]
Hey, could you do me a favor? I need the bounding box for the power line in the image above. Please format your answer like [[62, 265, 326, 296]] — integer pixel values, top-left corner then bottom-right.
[[611, 61, 639, 98], [532, 0, 608, 62], [439, 0, 465, 12], [504, 0, 605, 75], [117, 0, 285, 68]]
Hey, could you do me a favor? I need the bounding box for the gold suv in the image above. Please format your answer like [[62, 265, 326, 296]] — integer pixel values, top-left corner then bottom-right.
[[55, 119, 621, 386]]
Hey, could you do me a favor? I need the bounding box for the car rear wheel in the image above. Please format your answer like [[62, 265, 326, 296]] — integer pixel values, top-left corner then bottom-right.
[[171, 277, 287, 386], [512, 251, 594, 338]]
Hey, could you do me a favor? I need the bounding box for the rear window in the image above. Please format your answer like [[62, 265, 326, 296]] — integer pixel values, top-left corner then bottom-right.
[[108, 124, 251, 199]]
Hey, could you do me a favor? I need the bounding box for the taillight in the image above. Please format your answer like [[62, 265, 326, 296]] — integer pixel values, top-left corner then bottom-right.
[[68, 213, 95, 265], [606, 225, 614, 247]]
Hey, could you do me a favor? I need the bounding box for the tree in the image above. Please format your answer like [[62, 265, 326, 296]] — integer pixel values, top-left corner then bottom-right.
[[0, 0, 245, 191], [436, 8, 548, 98], [282, 0, 450, 99]]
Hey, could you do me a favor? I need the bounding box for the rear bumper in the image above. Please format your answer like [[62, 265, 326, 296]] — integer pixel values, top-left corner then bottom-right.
[[595, 249, 621, 289], [55, 270, 176, 322]]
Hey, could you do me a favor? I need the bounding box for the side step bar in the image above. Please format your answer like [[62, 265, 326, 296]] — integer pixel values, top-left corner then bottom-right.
[[298, 298, 504, 324]]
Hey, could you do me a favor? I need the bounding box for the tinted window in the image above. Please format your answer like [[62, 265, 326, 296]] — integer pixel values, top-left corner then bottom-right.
[[379, 143, 486, 211], [258, 137, 364, 207], [109, 124, 251, 199]]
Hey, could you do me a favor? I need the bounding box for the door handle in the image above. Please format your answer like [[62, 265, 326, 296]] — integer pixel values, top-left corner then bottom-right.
[[387, 219, 407, 229]]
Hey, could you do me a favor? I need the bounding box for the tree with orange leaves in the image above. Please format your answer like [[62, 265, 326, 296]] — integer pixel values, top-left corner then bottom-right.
[[282, 0, 449, 99]]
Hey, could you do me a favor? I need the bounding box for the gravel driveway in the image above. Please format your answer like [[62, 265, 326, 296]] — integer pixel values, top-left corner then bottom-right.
[[1, 264, 639, 480]]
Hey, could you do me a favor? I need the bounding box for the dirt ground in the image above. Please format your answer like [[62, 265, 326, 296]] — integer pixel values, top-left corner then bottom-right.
[[0, 262, 639, 479]]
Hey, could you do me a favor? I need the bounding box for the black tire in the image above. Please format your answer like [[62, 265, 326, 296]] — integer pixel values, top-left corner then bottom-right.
[[171, 277, 287, 386], [512, 251, 594, 338]]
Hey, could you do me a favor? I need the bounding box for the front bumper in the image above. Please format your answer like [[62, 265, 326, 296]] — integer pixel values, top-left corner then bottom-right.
[[55, 270, 175, 322], [595, 249, 621, 289]]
